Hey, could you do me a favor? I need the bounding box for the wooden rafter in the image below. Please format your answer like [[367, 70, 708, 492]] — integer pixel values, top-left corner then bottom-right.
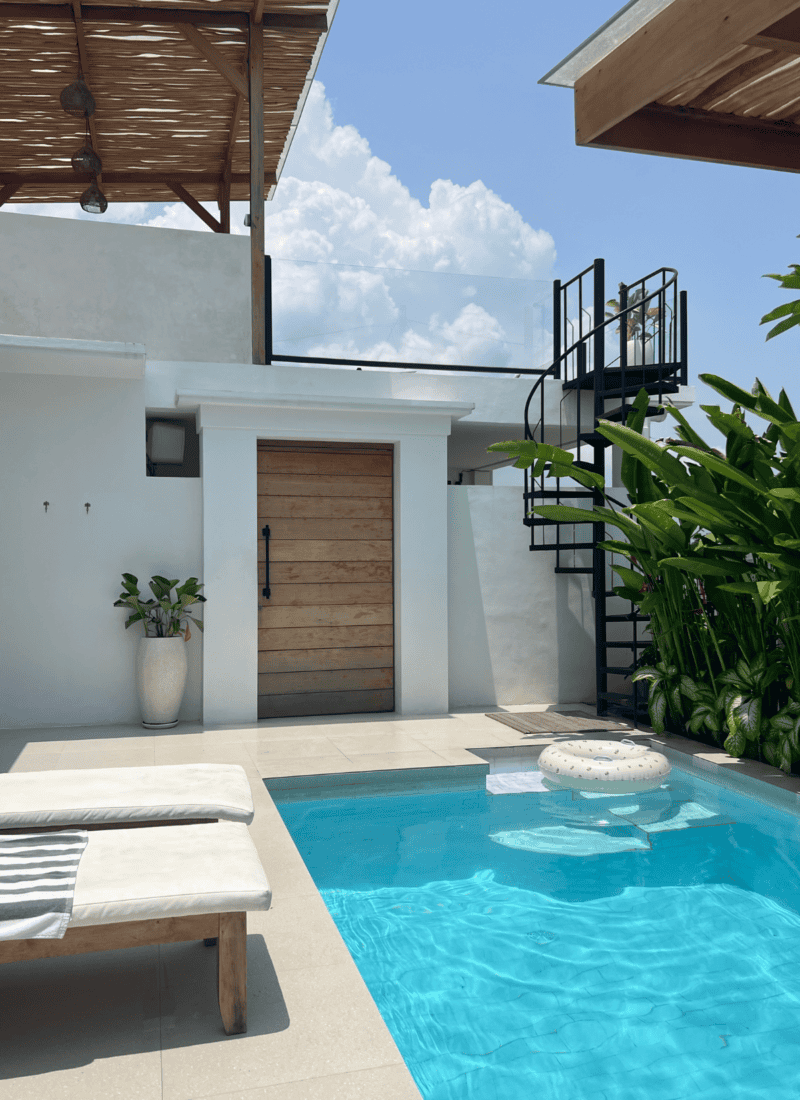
[[748, 11, 800, 53], [0, 171, 274, 186], [252, 0, 266, 24], [574, 0, 800, 146], [589, 101, 800, 174], [688, 50, 788, 111], [168, 181, 222, 232], [249, 10, 265, 364], [177, 23, 248, 98], [0, 4, 327, 30], [0, 180, 20, 205], [219, 70, 246, 233]]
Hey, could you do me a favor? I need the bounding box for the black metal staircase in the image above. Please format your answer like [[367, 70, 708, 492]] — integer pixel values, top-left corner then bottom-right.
[[523, 259, 687, 722]]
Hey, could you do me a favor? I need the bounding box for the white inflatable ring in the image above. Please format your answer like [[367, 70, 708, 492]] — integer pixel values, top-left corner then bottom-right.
[[538, 738, 670, 793]]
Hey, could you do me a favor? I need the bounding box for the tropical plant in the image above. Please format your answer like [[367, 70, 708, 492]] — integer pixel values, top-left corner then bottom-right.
[[488, 375, 800, 772], [761, 241, 800, 340], [114, 574, 205, 640], [606, 287, 662, 341]]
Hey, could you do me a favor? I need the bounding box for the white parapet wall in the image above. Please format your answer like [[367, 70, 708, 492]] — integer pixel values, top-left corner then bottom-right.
[[447, 486, 596, 707]]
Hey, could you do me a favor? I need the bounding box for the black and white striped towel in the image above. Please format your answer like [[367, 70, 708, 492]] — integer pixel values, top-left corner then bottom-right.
[[0, 830, 89, 941]]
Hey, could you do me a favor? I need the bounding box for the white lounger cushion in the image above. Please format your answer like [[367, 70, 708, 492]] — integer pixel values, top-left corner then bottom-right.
[[69, 821, 271, 928], [0, 764, 254, 829]]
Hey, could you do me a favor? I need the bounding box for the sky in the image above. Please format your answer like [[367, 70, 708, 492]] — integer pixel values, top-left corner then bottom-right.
[[7, 0, 800, 435]]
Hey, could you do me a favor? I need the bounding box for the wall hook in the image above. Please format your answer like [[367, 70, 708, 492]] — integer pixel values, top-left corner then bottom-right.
[[84, 502, 91, 514], [43, 501, 50, 513]]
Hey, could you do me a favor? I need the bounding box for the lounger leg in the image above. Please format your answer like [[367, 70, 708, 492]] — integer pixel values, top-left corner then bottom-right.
[[218, 912, 247, 1035]]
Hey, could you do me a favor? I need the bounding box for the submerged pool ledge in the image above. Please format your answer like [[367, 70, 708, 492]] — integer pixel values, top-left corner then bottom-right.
[[266, 763, 490, 802], [651, 733, 800, 818]]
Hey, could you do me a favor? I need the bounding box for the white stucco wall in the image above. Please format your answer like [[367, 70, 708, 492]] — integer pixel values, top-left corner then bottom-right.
[[0, 372, 202, 729], [0, 212, 250, 363], [448, 486, 596, 707]]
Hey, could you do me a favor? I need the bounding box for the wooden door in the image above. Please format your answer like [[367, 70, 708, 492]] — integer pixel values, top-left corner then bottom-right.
[[257, 441, 394, 719]]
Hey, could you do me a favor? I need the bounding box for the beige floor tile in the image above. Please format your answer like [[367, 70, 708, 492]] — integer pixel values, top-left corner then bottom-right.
[[425, 745, 492, 766], [251, 737, 349, 760], [248, 822, 321, 899], [41, 746, 156, 769], [414, 730, 510, 749], [200, 1063, 423, 1100], [160, 951, 405, 1099], [326, 732, 428, 755], [58, 735, 156, 755], [255, 755, 360, 779], [0, 947, 163, 1098], [6, 751, 66, 773], [342, 750, 455, 771], [153, 742, 258, 771], [252, 893, 354, 972]]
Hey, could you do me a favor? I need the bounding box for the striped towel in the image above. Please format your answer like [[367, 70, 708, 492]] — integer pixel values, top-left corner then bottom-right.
[[0, 830, 89, 941]]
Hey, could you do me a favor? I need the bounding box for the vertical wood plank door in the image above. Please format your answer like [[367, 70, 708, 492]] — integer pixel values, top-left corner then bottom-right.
[[257, 441, 394, 719]]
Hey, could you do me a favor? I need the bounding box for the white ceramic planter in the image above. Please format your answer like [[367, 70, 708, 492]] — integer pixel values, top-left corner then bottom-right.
[[626, 336, 656, 366], [135, 636, 188, 729]]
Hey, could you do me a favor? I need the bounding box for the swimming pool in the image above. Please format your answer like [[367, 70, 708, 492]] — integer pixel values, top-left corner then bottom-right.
[[271, 757, 800, 1100]]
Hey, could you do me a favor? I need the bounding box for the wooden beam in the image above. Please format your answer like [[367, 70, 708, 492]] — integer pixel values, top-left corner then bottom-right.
[[748, 10, 800, 53], [71, 1, 103, 186], [252, 0, 266, 24], [589, 101, 800, 174], [218, 912, 247, 1035], [249, 11, 266, 365], [0, 171, 274, 186], [688, 50, 788, 111], [219, 73, 246, 233], [0, 180, 21, 206], [0, 4, 327, 30], [574, 0, 800, 146], [177, 24, 249, 98], [168, 182, 223, 231]]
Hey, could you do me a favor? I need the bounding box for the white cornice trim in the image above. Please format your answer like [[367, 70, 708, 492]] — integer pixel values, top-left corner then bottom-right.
[[175, 389, 475, 420]]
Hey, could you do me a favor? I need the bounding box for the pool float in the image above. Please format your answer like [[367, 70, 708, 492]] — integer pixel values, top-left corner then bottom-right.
[[537, 738, 670, 793]]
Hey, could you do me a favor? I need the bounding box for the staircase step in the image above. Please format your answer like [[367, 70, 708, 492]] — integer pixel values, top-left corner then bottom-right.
[[600, 665, 635, 675], [605, 640, 650, 649], [605, 613, 651, 622], [529, 542, 594, 552], [578, 432, 612, 447], [598, 384, 680, 402], [603, 404, 665, 423], [525, 489, 595, 499], [554, 566, 593, 574], [562, 366, 682, 392]]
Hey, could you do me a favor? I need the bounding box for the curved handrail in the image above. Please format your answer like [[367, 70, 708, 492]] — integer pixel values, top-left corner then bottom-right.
[[524, 267, 678, 442]]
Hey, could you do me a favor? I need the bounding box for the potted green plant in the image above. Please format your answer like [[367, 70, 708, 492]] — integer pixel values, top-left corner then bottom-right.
[[606, 287, 662, 366], [114, 574, 205, 728]]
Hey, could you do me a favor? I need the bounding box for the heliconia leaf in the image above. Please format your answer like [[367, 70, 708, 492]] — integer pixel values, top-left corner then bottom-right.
[[659, 557, 749, 577]]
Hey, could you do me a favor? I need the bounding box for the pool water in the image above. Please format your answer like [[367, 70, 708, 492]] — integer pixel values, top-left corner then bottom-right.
[[274, 765, 800, 1100]]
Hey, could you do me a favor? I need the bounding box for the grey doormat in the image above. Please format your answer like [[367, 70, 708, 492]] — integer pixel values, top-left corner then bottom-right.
[[485, 710, 632, 736]]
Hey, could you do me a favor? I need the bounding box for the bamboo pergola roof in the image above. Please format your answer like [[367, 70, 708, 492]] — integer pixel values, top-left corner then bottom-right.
[[0, 0, 333, 209], [541, 1, 800, 175]]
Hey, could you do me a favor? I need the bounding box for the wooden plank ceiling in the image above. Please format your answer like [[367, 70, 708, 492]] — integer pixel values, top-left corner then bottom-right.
[[569, 1, 800, 173], [0, 0, 330, 208]]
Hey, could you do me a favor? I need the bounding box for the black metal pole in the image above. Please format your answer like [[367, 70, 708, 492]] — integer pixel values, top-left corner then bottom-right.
[[552, 278, 562, 380], [264, 254, 273, 365], [592, 259, 607, 718]]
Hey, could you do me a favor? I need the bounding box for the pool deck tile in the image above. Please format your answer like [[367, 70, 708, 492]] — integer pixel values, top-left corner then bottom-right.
[[5, 706, 797, 1100]]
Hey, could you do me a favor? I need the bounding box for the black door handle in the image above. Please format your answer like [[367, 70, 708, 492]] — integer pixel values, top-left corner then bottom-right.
[[262, 525, 271, 598]]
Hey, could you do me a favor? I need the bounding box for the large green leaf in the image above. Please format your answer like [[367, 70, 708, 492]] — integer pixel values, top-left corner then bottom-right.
[[596, 421, 690, 485], [659, 557, 749, 577], [670, 446, 764, 494]]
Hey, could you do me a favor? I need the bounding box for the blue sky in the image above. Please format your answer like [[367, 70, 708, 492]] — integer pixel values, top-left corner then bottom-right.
[[315, 0, 800, 423], [8, 0, 800, 428]]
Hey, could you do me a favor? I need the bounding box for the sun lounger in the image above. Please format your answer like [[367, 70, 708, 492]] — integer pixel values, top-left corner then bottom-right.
[[0, 821, 271, 1034], [0, 763, 254, 831]]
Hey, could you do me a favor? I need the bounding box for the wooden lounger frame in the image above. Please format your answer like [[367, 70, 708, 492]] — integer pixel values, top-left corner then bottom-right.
[[0, 911, 247, 1035]]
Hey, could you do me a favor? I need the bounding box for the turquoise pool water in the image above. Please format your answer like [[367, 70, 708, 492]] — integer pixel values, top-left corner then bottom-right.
[[273, 763, 800, 1100]]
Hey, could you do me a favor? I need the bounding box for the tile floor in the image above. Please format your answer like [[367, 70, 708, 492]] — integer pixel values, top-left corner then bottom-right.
[[0, 703, 600, 1100], [4, 707, 796, 1099]]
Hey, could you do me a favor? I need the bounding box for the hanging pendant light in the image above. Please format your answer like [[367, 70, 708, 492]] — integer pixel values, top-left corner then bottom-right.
[[80, 176, 108, 214], [60, 72, 95, 118], [71, 141, 102, 175]]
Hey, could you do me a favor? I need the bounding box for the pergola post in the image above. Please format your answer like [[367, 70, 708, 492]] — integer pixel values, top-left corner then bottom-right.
[[248, 11, 265, 365]]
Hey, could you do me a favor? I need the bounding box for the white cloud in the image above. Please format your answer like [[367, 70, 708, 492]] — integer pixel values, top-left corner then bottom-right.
[[5, 82, 555, 369]]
